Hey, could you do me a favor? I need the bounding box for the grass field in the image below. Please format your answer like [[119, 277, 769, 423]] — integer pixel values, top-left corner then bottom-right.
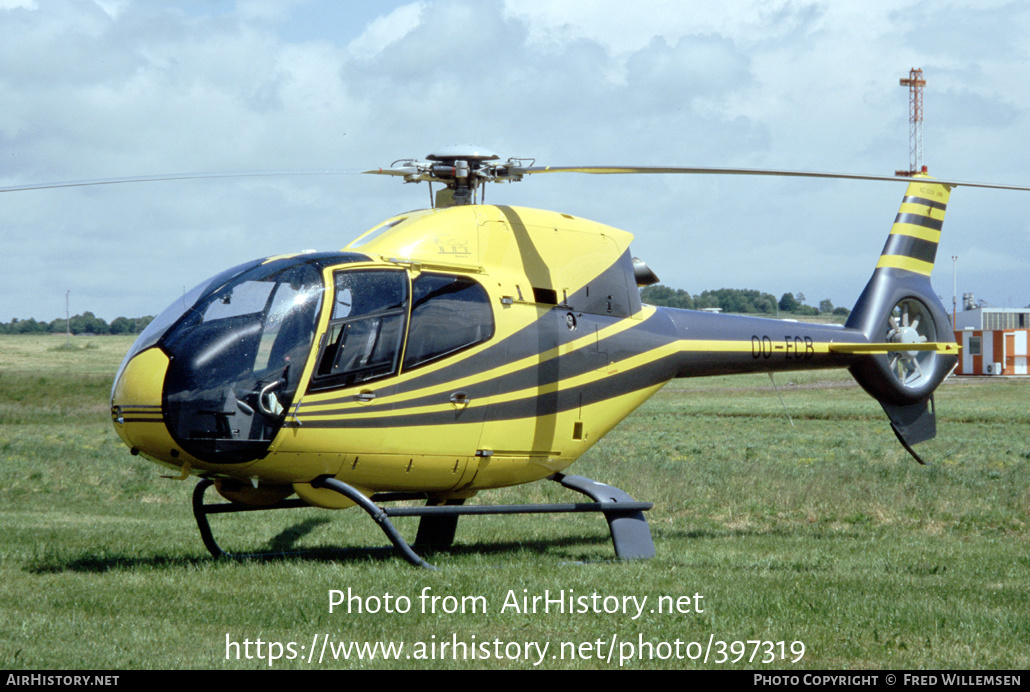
[[0, 334, 1027, 670]]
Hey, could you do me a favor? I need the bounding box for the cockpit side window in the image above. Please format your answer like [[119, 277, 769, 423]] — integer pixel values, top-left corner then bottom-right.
[[311, 269, 409, 390], [403, 274, 494, 371]]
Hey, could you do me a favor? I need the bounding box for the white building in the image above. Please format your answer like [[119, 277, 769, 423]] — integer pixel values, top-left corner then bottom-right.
[[953, 307, 1030, 376]]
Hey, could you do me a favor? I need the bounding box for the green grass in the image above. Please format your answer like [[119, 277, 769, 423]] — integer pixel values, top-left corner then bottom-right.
[[0, 334, 1027, 669]]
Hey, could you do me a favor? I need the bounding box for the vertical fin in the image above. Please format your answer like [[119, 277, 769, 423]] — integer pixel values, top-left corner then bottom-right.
[[874, 177, 951, 277], [845, 176, 958, 463], [846, 175, 954, 342]]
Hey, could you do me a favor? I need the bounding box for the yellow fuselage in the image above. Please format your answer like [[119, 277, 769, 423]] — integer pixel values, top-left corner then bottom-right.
[[111, 203, 922, 509]]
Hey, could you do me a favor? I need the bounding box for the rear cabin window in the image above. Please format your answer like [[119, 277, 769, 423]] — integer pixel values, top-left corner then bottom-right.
[[403, 274, 494, 370]]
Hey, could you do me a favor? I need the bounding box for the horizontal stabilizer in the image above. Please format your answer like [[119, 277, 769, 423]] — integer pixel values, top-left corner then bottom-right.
[[829, 342, 959, 354]]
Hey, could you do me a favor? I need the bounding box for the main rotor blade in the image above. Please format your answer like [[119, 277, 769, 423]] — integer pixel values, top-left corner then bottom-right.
[[361, 166, 434, 183], [8, 163, 1030, 194], [0, 169, 355, 193], [514, 165, 1030, 192]]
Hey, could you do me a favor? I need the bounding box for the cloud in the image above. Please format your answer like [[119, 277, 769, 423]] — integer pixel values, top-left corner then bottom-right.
[[347, 1, 426, 58], [2, 0, 1029, 323]]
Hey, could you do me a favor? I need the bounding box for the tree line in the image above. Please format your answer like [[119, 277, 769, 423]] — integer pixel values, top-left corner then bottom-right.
[[640, 286, 850, 317], [0, 312, 154, 335]]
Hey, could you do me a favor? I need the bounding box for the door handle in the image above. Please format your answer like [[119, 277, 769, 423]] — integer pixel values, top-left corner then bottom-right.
[[258, 381, 284, 417], [449, 391, 470, 407], [354, 389, 375, 403]]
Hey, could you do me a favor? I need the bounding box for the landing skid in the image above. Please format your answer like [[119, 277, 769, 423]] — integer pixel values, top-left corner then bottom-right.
[[191, 473, 654, 569]]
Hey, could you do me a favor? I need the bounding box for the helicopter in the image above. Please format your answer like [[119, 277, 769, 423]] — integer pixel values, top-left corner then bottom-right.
[[10, 147, 1030, 568]]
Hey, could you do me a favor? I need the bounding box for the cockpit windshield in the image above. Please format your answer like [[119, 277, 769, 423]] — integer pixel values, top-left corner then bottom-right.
[[150, 252, 363, 464], [111, 258, 263, 395]]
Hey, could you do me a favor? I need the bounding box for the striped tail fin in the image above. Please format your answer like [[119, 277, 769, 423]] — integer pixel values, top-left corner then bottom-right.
[[845, 176, 959, 462], [847, 176, 955, 342], [875, 178, 951, 277]]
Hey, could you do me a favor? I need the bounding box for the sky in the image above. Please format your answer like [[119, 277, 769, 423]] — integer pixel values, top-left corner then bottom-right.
[[2, 0, 1029, 323]]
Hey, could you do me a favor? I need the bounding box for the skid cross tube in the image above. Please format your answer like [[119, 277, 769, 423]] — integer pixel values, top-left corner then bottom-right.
[[191, 473, 654, 568]]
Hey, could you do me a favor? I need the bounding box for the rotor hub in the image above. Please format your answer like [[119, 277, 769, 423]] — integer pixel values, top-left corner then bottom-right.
[[426, 146, 501, 165], [888, 324, 922, 351], [884, 298, 937, 389], [365, 146, 533, 207]]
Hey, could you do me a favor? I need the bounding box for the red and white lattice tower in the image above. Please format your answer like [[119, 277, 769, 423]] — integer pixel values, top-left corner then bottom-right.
[[896, 68, 926, 176]]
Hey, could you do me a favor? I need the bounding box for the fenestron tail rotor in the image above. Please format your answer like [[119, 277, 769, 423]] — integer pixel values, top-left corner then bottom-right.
[[886, 298, 937, 391]]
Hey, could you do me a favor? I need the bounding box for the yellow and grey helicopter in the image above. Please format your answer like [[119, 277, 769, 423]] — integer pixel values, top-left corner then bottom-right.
[[12, 148, 1029, 568]]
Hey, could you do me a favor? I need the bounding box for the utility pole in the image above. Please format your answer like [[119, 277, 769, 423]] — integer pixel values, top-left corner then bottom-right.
[[66, 290, 71, 347], [952, 256, 958, 327]]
